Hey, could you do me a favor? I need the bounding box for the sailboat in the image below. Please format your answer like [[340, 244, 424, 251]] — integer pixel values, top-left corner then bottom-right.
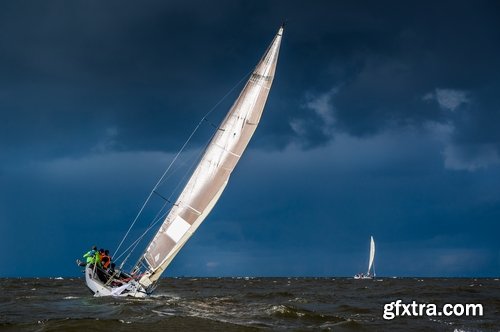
[[354, 236, 376, 279], [82, 25, 284, 297]]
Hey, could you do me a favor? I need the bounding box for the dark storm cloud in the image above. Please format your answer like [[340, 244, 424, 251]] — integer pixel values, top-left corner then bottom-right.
[[277, 1, 500, 157], [1, 1, 499, 159], [0, 0, 281, 159]]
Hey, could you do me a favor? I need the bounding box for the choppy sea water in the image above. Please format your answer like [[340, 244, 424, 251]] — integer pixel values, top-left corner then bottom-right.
[[0, 277, 499, 331]]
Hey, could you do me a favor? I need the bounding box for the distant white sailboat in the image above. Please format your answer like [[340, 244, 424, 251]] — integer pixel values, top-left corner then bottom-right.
[[354, 236, 376, 279], [80, 25, 284, 297]]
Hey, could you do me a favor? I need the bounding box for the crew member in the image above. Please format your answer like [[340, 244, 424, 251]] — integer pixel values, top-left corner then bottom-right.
[[77, 245, 97, 267]]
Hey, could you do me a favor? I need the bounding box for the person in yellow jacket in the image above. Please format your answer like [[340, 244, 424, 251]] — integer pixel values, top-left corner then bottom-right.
[[77, 246, 98, 267], [95, 248, 105, 267]]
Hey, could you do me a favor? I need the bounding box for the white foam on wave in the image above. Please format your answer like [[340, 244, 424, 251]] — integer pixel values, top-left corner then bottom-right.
[[268, 304, 306, 318], [289, 297, 308, 304], [152, 309, 176, 317], [64, 296, 79, 299], [430, 318, 453, 326], [150, 293, 180, 300]]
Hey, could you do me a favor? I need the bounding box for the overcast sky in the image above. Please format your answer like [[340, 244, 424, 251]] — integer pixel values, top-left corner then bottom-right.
[[1, 0, 499, 277]]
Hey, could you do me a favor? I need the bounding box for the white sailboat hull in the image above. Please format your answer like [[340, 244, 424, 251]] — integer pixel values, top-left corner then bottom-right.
[[84, 266, 148, 298], [353, 275, 373, 280]]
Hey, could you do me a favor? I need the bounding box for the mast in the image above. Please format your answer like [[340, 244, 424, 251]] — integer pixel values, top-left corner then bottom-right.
[[138, 26, 284, 289]]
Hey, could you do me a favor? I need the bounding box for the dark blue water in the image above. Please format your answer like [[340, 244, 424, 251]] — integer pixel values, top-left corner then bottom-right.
[[1, 277, 499, 331]]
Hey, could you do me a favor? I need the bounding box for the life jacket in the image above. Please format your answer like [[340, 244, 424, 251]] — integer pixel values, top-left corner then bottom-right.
[[94, 251, 103, 266], [83, 250, 96, 264], [101, 254, 111, 269]]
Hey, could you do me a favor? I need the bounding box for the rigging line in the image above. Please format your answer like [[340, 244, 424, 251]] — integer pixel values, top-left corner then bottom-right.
[[128, 134, 214, 271], [125, 132, 216, 272], [157, 145, 205, 195], [203, 117, 219, 128], [126, 198, 172, 268], [118, 140, 206, 266], [115, 202, 171, 265], [126, 106, 224, 271], [129, 77, 233, 265], [137, 113, 225, 272], [113, 205, 171, 263], [153, 190, 173, 204], [117, 141, 203, 266], [116, 139, 207, 266], [155, 68, 253, 192], [113, 69, 252, 259], [155, 147, 204, 191], [166, 134, 213, 203], [114, 202, 171, 264], [114, 124, 210, 259], [128, 127, 219, 273], [129, 217, 170, 271]]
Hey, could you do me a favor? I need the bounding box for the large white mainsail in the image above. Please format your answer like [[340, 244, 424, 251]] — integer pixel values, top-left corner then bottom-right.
[[137, 26, 284, 289], [367, 236, 375, 276]]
